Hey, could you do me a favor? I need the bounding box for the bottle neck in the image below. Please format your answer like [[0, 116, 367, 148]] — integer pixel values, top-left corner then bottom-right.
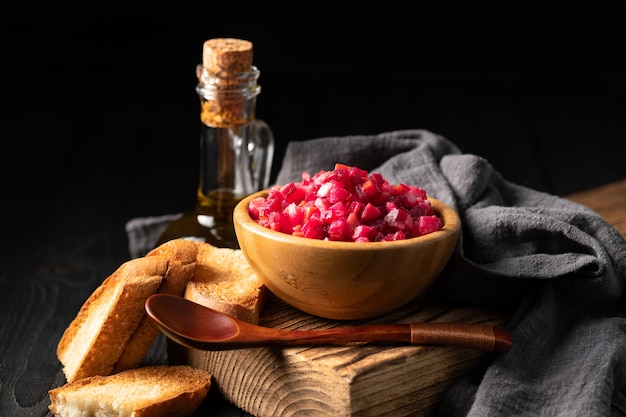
[[195, 65, 261, 128]]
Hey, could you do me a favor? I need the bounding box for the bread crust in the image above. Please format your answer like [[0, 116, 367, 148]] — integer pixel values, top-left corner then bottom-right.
[[113, 239, 198, 373], [184, 242, 265, 324], [54, 237, 261, 416], [48, 365, 212, 417], [57, 256, 169, 383]]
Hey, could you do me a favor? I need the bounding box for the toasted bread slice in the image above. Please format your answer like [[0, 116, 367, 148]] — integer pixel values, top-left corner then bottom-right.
[[48, 365, 212, 417], [112, 239, 198, 373], [57, 257, 168, 383], [184, 242, 266, 324]]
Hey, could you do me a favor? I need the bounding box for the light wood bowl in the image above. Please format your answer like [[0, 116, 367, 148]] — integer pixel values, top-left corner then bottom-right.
[[233, 190, 461, 320]]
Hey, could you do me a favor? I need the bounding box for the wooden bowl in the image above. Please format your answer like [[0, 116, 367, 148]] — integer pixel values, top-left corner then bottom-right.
[[233, 190, 461, 320]]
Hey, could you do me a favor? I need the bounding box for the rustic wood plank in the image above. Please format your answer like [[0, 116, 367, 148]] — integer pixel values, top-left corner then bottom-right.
[[172, 294, 510, 417], [566, 178, 626, 238]]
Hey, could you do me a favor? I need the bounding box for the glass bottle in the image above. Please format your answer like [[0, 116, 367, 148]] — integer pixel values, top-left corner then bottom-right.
[[156, 38, 274, 249]]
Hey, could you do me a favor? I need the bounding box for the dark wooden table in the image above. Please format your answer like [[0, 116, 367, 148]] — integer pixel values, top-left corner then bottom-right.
[[2, 178, 624, 417]]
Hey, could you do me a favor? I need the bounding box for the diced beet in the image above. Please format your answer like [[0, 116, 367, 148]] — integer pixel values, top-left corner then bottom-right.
[[346, 212, 360, 231], [314, 197, 329, 211], [410, 200, 435, 217], [372, 190, 391, 206], [348, 200, 364, 215], [360, 203, 381, 222], [301, 216, 325, 239], [281, 182, 306, 205], [348, 166, 369, 182], [248, 164, 442, 241], [418, 215, 442, 235], [327, 217, 350, 241], [334, 163, 352, 171], [316, 182, 333, 198], [247, 196, 265, 219], [328, 185, 351, 205], [352, 224, 372, 242], [384, 207, 413, 231], [355, 179, 378, 201]]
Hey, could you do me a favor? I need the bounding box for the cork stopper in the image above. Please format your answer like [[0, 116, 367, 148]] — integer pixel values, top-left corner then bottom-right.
[[202, 38, 253, 75]]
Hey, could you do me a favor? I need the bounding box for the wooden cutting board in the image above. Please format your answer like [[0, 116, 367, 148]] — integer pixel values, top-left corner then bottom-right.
[[169, 293, 510, 417]]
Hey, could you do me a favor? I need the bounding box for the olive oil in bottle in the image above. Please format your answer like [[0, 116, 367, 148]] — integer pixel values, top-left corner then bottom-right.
[[156, 38, 274, 249]]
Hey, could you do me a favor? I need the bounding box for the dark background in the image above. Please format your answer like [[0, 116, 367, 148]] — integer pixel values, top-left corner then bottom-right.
[[2, 1, 626, 268], [1, 3, 625, 416]]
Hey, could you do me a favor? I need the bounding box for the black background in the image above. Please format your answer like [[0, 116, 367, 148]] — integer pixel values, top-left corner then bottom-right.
[[2, 1, 626, 266]]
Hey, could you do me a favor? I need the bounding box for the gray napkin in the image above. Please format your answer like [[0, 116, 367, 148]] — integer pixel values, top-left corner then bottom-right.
[[126, 129, 626, 416], [125, 213, 183, 259]]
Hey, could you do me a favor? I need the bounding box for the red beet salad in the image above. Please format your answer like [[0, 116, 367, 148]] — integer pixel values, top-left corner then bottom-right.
[[248, 164, 442, 242]]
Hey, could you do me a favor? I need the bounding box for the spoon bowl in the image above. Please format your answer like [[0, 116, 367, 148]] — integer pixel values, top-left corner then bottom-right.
[[145, 294, 512, 352]]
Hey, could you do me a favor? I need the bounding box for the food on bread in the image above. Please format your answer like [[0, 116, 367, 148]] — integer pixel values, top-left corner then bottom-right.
[[112, 239, 198, 373], [48, 365, 211, 417], [57, 256, 169, 383], [185, 241, 266, 324]]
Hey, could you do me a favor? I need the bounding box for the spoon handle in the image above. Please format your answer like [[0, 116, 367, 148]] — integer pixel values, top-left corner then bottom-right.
[[410, 322, 512, 353], [264, 322, 511, 353]]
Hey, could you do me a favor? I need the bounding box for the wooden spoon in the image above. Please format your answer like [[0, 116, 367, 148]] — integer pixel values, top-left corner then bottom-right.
[[145, 294, 512, 352]]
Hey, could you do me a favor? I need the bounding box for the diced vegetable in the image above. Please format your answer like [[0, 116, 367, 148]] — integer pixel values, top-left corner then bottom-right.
[[249, 164, 442, 242]]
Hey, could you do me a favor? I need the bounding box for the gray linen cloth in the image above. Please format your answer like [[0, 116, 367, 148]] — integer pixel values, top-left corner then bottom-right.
[[126, 129, 626, 416]]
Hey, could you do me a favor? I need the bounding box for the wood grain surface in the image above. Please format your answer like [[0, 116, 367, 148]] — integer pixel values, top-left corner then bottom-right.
[[566, 178, 626, 239], [172, 294, 511, 417]]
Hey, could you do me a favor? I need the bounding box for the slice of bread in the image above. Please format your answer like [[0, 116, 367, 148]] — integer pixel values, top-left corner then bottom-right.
[[48, 365, 212, 417], [57, 239, 199, 382], [184, 242, 266, 324], [112, 239, 198, 373], [57, 256, 169, 383]]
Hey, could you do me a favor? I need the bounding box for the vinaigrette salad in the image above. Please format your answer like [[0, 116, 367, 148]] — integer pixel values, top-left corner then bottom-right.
[[248, 164, 442, 242]]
